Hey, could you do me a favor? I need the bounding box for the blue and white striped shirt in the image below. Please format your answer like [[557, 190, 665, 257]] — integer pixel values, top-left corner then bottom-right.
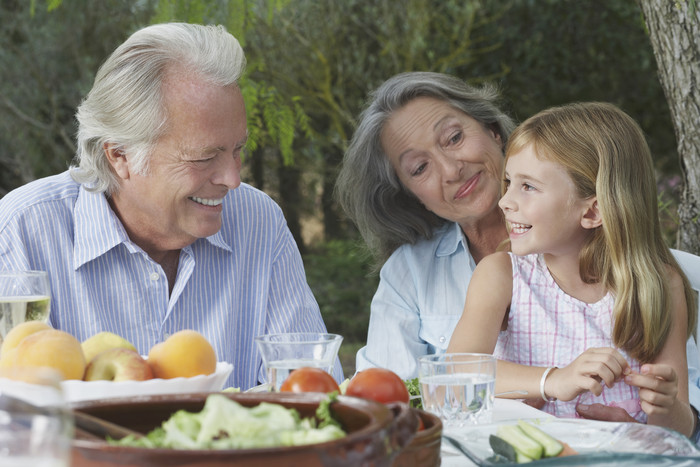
[[0, 171, 343, 389]]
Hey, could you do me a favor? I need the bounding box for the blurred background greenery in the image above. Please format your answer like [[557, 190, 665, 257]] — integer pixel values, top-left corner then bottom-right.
[[1, 0, 683, 376]]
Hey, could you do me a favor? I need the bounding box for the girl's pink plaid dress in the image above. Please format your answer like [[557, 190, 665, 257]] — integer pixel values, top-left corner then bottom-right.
[[493, 253, 646, 422]]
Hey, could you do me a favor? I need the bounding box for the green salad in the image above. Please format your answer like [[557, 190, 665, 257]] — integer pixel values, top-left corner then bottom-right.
[[111, 393, 345, 450], [404, 377, 422, 409]]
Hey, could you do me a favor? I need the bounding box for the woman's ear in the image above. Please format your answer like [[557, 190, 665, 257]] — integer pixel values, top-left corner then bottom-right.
[[581, 198, 602, 230], [104, 143, 130, 180]]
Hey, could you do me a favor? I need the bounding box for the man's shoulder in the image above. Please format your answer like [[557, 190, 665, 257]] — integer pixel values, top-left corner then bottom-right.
[[0, 171, 79, 216], [225, 183, 283, 216]]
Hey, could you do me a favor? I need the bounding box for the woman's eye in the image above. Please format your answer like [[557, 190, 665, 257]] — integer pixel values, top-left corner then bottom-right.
[[448, 131, 463, 145], [411, 162, 427, 177]]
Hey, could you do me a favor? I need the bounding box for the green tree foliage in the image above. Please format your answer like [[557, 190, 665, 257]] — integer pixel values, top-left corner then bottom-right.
[[473, 0, 678, 172], [303, 240, 378, 343], [0, 0, 154, 195]]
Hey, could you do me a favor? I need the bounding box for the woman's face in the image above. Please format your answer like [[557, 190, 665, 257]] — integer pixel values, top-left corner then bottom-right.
[[381, 97, 504, 227]]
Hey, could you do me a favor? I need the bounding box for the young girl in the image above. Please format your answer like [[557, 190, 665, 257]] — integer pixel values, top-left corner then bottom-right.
[[447, 102, 698, 436]]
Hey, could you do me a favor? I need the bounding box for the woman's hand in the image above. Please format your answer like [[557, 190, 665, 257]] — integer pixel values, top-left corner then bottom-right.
[[546, 347, 629, 401], [625, 363, 678, 415]]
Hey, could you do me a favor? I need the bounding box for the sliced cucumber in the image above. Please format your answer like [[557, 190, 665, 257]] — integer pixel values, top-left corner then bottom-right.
[[496, 424, 543, 460], [516, 451, 534, 463], [517, 420, 563, 457], [489, 434, 517, 462]]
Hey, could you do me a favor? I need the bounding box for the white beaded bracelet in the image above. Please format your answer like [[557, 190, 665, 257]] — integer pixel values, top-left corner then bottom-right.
[[540, 367, 557, 402]]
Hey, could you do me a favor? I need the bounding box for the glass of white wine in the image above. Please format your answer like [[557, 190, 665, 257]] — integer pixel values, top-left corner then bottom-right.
[[0, 270, 51, 343]]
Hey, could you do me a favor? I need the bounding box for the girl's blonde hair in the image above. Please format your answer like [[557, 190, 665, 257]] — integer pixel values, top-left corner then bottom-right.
[[505, 102, 696, 362]]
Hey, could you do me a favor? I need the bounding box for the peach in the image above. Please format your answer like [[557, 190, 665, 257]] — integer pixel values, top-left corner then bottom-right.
[[148, 330, 216, 379], [13, 329, 86, 381], [0, 365, 64, 386], [1, 320, 52, 357]]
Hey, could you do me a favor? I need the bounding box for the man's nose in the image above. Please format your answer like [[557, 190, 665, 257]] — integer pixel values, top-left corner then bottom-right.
[[216, 155, 242, 190]]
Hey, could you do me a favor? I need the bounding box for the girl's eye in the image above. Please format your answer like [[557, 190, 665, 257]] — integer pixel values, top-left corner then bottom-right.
[[522, 183, 535, 191], [411, 162, 427, 177], [503, 178, 511, 189]]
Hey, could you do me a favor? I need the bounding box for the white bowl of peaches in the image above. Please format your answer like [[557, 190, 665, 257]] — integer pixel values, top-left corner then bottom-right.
[[0, 323, 233, 404]]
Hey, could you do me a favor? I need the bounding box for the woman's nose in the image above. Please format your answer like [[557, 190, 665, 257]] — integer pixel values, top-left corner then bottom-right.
[[437, 154, 462, 182]]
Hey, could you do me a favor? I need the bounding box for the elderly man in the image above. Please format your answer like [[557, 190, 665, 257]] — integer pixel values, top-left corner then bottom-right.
[[0, 23, 342, 389]]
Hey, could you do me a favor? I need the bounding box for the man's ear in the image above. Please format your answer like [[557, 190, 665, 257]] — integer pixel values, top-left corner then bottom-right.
[[581, 198, 602, 230], [104, 143, 130, 180]]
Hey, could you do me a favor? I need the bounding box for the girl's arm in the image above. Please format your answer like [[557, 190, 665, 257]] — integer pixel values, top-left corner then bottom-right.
[[448, 252, 634, 401], [447, 252, 543, 397], [447, 251, 513, 355], [625, 267, 695, 437]]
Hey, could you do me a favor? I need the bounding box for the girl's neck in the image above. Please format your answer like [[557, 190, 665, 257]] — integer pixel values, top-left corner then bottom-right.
[[543, 253, 607, 304]]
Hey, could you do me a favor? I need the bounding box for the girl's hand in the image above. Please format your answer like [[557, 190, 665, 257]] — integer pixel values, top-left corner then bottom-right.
[[624, 363, 679, 416], [547, 347, 629, 401]]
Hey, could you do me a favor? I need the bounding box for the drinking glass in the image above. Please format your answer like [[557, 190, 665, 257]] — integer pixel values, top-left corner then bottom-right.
[[254, 332, 343, 391], [418, 353, 496, 427], [0, 366, 73, 466], [0, 271, 52, 344]]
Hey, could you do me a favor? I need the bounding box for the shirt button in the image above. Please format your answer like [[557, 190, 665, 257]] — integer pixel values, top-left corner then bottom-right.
[[150, 272, 160, 281], [439, 336, 446, 344], [163, 332, 170, 340]]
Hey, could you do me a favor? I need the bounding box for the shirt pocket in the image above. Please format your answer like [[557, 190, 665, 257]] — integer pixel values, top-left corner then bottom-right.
[[419, 314, 463, 353]]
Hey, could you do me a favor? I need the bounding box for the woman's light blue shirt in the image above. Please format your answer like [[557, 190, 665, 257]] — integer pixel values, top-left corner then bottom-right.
[[355, 222, 475, 379]]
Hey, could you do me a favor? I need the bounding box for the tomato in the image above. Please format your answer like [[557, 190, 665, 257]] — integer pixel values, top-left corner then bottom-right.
[[345, 368, 410, 404], [279, 367, 340, 393]]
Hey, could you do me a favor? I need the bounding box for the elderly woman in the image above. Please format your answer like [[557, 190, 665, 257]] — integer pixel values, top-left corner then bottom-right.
[[336, 71, 700, 431], [336, 71, 513, 378]]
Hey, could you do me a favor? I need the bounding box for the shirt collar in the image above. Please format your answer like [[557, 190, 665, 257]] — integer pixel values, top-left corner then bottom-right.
[[435, 222, 469, 257], [73, 187, 127, 270], [73, 186, 232, 270]]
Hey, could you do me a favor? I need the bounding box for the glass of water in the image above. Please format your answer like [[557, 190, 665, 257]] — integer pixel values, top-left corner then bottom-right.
[[0, 271, 51, 345], [254, 332, 343, 391], [418, 353, 496, 427], [0, 366, 73, 466]]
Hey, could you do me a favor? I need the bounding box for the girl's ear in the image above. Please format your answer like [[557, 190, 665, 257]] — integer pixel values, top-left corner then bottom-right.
[[104, 143, 130, 180], [581, 198, 602, 230]]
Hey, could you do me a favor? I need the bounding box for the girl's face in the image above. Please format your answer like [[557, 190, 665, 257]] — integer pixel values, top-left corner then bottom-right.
[[499, 144, 594, 257], [381, 97, 504, 228]]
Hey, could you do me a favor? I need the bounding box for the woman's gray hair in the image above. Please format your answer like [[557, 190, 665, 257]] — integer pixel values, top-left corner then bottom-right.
[[71, 23, 246, 194], [335, 72, 515, 263]]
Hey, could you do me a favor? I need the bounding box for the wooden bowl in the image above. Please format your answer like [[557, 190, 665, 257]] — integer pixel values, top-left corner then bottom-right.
[[393, 408, 443, 467], [70, 392, 418, 467]]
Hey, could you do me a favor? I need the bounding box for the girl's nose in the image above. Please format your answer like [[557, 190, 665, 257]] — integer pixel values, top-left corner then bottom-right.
[[498, 190, 515, 212]]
